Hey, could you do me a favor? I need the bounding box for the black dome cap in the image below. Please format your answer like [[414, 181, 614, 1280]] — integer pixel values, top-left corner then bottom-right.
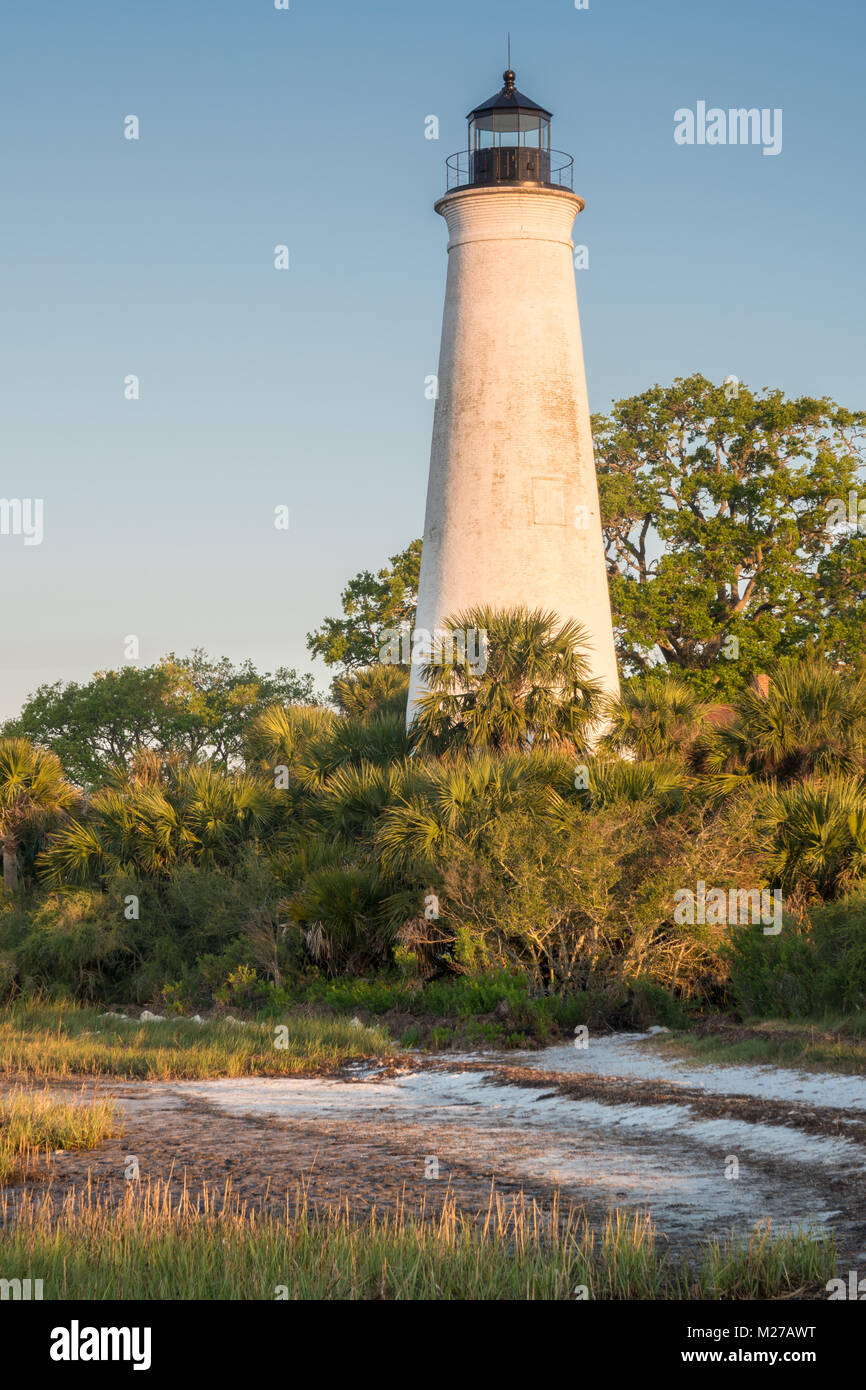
[[467, 69, 552, 122]]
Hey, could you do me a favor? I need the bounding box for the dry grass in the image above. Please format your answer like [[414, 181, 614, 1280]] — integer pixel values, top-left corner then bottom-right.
[[0, 1086, 116, 1183], [0, 1179, 836, 1300]]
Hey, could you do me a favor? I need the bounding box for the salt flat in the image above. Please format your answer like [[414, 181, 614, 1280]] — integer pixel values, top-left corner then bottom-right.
[[94, 1035, 866, 1253]]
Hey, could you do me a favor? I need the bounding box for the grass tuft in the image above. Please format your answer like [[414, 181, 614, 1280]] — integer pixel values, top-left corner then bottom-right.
[[0, 1086, 116, 1183], [0, 1001, 392, 1080]]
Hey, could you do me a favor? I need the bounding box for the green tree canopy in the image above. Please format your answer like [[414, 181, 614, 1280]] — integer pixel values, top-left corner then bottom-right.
[[306, 540, 422, 671], [3, 651, 317, 789], [594, 375, 866, 693]]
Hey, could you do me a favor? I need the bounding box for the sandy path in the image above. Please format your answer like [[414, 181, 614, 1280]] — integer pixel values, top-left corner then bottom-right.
[[501, 1032, 866, 1109]]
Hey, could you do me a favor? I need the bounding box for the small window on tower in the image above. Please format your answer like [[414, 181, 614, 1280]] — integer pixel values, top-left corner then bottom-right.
[[532, 478, 566, 526]]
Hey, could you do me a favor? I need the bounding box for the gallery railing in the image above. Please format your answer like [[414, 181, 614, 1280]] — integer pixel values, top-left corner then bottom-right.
[[444, 148, 574, 192]]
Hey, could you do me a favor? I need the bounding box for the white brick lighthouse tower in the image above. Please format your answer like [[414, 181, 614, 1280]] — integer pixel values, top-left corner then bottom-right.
[[407, 67, 620, 725]]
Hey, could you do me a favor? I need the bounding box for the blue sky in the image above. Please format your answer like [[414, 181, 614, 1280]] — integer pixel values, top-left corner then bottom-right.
[[1, 0, 863, 717]]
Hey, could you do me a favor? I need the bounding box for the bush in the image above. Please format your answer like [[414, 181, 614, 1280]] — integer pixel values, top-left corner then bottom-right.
[[434, 800, 764, 1001], [622, 979, 689, 1030], [0, 851, 290, 1007], [2, 889, 135, 1000], [755, 777, 866, 898], [725, 889, 866, 1017]]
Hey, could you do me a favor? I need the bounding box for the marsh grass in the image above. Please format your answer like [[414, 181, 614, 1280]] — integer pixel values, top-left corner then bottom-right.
[[695, 1220, 837, 1299], [649, 1016, 866, 1075], [0, 1087, 116, 1183], [0, 1001, 393, 1081], [0, 1180, 836, 1300]]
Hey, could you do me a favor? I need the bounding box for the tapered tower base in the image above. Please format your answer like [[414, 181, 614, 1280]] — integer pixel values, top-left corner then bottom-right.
[[407, 179, 620, 725]]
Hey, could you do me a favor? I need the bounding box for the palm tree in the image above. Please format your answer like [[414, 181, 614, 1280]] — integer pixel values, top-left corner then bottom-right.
[[756, 777, 866, 897], [41, 764, 283, 887], [0, 738, 79, 891], [376, 751, 562, 873], [332, 664, 410, 720], [410, 606, 604, 754], [698, 659, 866, 798], [602, 669, 708, 761]]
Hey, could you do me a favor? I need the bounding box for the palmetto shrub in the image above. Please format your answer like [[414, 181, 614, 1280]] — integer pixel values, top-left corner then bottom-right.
[[247, 704, 409, 792], [755, 776, 866, 897], [320, 713, 410, 776], [244, 704, 336, 791], [332, 665, 410, 720], [568, 759, 691, 813], [375, 752, 572, 875], [313, 761, 416, 840], [409, 606, 604, 754], [602, 669, 709, 761], [698, 659, 866, 798], [0, 738, 79, 892], [285, 860, 416, 975], [40, 765, 284, 887]]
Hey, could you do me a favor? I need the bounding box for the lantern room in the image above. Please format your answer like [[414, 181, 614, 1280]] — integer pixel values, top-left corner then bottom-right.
[[444, 69, 573, 192], [468, 69, 552, 185]]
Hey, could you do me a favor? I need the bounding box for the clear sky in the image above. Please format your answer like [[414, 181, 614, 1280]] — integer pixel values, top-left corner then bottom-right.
[[1, 0, 863, 717]]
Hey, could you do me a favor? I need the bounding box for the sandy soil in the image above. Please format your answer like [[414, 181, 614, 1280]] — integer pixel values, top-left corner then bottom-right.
[[4, 1035, 866, 1257]]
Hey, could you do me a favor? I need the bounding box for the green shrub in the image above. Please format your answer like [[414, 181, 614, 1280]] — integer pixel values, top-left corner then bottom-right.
[[755, 777, 866, 898], [725, 890, 866, 1017], [0, 852, 289, 1007], [2, 889, 135, 999], [433, 802, 758, 1000], [623, 979, 689, 1030]]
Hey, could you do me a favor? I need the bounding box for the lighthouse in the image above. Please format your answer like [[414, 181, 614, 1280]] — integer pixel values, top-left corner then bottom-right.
[[407, 66, 620, 725]]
